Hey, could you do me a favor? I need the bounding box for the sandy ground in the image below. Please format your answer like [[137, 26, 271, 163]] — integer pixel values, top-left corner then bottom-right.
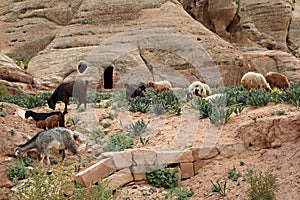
[[0, 100, 299, 199]]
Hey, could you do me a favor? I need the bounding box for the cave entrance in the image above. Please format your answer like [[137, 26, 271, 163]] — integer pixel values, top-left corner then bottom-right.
[[104, 66, 114, 89]]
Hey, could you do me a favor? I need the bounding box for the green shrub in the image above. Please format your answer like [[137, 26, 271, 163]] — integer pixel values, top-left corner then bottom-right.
[[7, 162, 29, 182], [126, 119, 148, 136], [155, 91, 181, 115], [269, 88, 285, 104], [191, 95, 240, 124], [112, 90, 127, 109], [245, 89, 270, 107], [283, 82, 300, 107], [128, 96, 151, 113], [87, 92, 102, 103], [91, 128, 105, 144], [146, 167, 179, 189], [107, 133, 134, 152], [245, 169, 278, 200], [149, 101, 165, 115], [0, 92, 51, 108], [209, 106, 234, 125]]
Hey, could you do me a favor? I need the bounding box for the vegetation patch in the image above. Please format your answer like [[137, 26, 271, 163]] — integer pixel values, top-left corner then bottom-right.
[[245, 169, 278, 200], [107, 132, 134, 152], [146, 166, 179, 189]]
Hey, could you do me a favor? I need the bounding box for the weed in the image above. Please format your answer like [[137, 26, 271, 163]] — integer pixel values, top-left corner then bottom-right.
[[165, 187, 194, 200], [205, 179, 227, 198], [112, 90, 127, 110], [9, 129, 15, 136], [248, 116, 257, 122], [140, 136, 150, 146], [107, 133, 134, 152], [11, 57, 29, 70], [103, 100, 112, 108], [271, 110, 285, 116], [78, 107, 86, 112], [72, 180, 116, 200], [126, 119, 148, 136], [0, 104, 6, 117], [149, 101, 165, 115], [102, 122, 111, 128], [146, 166, 179, 189], [92, 128, 105, 144], [228, 166, 242, 181], [245, 169, 278, 200], [103, 113, 114, 120], [240, 160, 245, 166], [71, 117, 80, 126]]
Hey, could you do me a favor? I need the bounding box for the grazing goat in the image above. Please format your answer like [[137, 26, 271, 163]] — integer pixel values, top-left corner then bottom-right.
[[202, 83, 212, 96], [265, 71, 290, 90], [187, 81, 207, 101], [14, 127, 82, 166], [25, 110, 64, 127], [47, 79, 89, 113], [241, 72, 272, 92], [36, 113, 65, 130], [125, 82, 146, 101], [145, 80, 172, 93]]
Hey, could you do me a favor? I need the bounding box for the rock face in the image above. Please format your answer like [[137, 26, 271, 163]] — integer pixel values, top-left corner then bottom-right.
[[182, 0, 298, 52], [0, 0, 299, 91], [236, 113, 300, 148], [0, 54, 35, 95]]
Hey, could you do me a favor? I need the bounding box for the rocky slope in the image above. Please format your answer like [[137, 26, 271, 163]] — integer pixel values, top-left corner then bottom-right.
[[0, 0, 299, 94]]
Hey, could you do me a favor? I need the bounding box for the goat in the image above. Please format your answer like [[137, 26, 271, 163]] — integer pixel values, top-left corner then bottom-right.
[[145, 80, 172, 93], [125, 82, 146, 101], [187, 81, 207, 101], [14, 127, 82, 166], [25, 110, 62, 121], [265, 71, 290, 90], [241, 72, 272, 92], [47, 79, 89, 113], [36, 113, 65, 130]]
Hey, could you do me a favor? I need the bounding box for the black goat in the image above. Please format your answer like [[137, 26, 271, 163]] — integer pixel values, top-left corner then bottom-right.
[[125, 82, 146, 101], [47, 79, 88, 113], [25, 110, 65, 127]]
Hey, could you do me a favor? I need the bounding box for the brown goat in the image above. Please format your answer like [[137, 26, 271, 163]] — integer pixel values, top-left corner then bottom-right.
[[265, 72, 290, 90], [145, 80, 172, 93], [36, 113, 64, 130], [48, 79, 88, 113]]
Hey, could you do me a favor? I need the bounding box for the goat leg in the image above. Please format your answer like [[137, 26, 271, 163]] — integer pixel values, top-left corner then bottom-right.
[[64, 102, 68, 113], [59, 149, 66, 163]]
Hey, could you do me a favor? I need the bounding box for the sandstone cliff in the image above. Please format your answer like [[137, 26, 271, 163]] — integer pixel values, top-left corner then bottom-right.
[[0, 0, 299, 93]]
